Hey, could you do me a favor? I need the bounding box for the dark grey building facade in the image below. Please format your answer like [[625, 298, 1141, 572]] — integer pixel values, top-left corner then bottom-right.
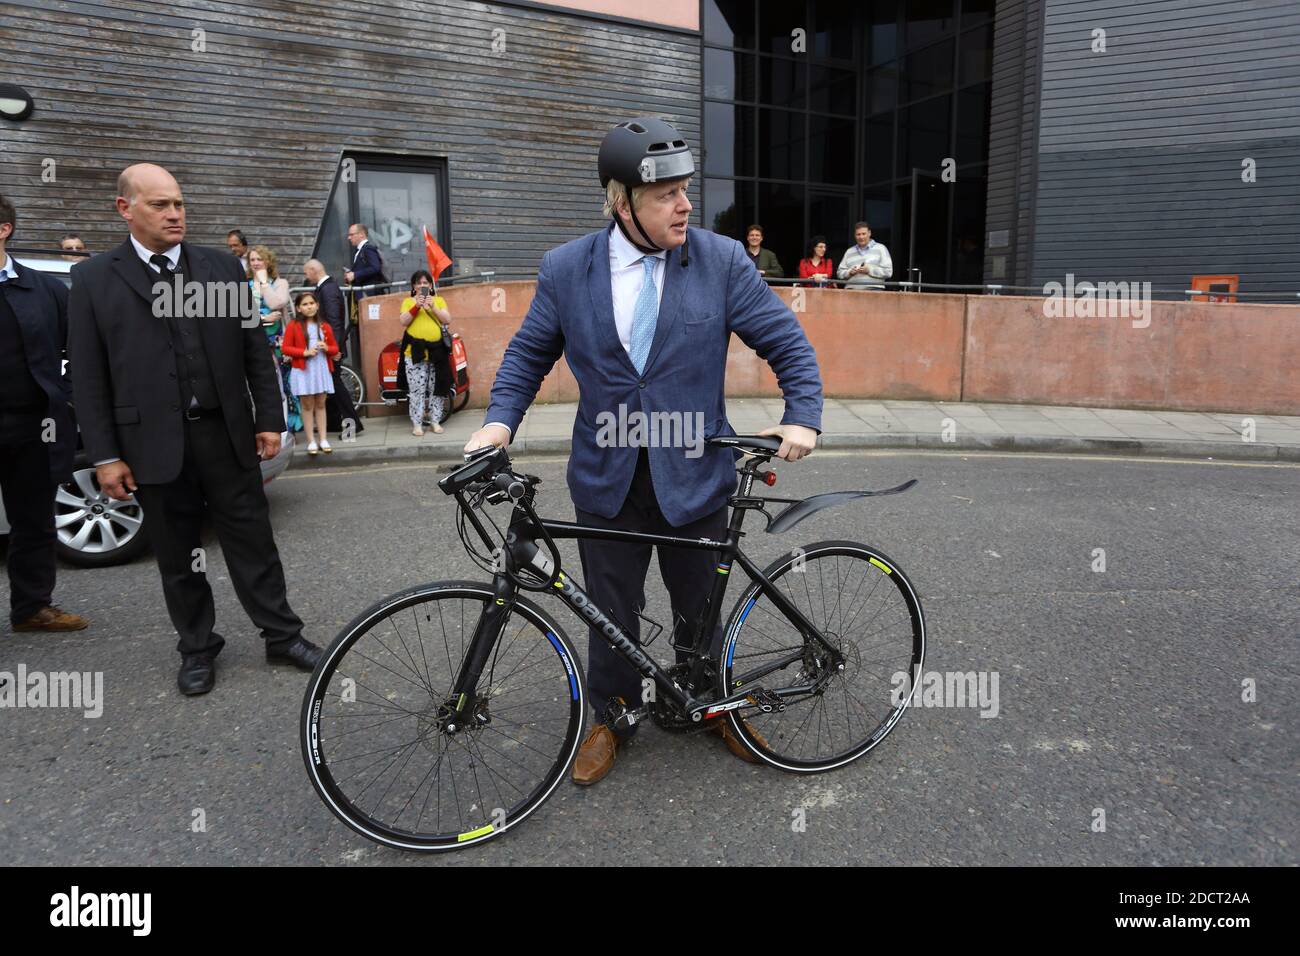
[[2, 0, 1297, 295]]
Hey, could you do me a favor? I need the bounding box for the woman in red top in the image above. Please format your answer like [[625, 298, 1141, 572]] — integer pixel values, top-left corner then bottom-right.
[[798, 235, 835, 286]]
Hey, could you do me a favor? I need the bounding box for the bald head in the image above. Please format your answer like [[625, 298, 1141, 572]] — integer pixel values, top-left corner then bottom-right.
[[304, 258, 326, 283], [115, 163, 186, 252]]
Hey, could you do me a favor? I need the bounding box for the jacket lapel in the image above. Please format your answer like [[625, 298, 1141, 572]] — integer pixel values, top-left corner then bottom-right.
[[587, 226, 639, 376], [641, 241, 685, 376], [109, 238, 156, 305]]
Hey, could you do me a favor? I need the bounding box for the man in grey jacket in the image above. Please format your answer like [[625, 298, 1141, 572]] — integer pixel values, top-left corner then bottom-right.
[[836, 221, 893, 290]]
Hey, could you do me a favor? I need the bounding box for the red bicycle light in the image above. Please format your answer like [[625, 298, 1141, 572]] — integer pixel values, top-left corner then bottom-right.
[[762, 470, 777, 486]]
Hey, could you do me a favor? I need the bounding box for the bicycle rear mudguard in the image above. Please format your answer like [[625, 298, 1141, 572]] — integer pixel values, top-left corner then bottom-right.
[[766, 480, 918, 533]]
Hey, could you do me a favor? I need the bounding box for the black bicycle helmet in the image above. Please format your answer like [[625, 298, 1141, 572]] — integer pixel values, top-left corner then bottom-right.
[[598, 117, 695, 188], [599, 117, 695, 258]]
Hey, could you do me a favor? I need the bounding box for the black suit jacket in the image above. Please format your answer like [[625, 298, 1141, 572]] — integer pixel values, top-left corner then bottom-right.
[[316, 276, 348, 359], [349, 242, 386, 298], [68, 239, 286, 484], [2, 259, 75, 480]]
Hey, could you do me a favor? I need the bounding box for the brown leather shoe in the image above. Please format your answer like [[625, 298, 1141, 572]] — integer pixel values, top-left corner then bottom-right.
[[13, 606, 89, 632], [714, 717, 767, 764], [572, 723, 622, 786]]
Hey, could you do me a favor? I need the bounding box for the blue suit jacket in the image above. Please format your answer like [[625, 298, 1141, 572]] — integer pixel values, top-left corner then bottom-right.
[[349, 242, 385, 298], [485, 224, 823, 526]]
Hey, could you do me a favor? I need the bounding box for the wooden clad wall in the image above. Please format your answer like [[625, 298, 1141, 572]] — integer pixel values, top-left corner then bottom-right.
[[0, 0, 701, 277]]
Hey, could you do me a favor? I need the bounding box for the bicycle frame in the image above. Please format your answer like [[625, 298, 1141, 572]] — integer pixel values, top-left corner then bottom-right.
[[445, 464, 845, 727]]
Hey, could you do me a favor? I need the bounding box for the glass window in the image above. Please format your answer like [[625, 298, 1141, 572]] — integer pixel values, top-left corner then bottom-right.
[[812, 3, 854, 60], [760, 54, 806, 109], [354, 166, 443, 286], [704, 0, 755, 48], [704, 102, 754, 177], [708, 179, 755, 240], [867, 61, 899, 114], [958, 24, 992, 86], [315, 171, 353, 280], [809, 65, 856, 115], [905, 0, 955, 49], [897, 95, 951, 174], [809, 114, 855, 185], [757, 108, 806, 180], [862, 185, 894, 251], [866, 0, 898, 65], [903, 38, 954, 102], [755, 182, 804, 275], [955, 82, 990, 166], [704, 47, 757, 101], [961, 0, 995, 28], [757, 1, 807, 56], [951, 171, 987, 285], [808, 190, 855, 263], [863, 113, 894, 184]]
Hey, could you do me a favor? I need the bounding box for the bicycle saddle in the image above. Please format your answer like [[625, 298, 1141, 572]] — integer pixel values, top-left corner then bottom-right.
[[706, 434, 783, 456]]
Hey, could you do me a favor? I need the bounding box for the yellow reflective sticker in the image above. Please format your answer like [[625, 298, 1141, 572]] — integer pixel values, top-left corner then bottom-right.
[[458, 824, 494, 842], [869, 557, 893, 575]]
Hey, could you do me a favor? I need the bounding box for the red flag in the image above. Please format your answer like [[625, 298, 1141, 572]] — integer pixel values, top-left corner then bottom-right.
[[423, 226, 453, 281]]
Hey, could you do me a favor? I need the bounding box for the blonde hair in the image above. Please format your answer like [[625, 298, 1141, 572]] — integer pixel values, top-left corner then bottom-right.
[[602, 180, 648, 218], [247, 244, 279, 280]]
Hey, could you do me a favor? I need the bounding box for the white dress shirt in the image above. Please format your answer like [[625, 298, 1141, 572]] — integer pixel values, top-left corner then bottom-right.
[[130, 234, 181, 272], [485, 225, 667, 440], [608, 221, 666, 355], [0, 254, 14, 282]]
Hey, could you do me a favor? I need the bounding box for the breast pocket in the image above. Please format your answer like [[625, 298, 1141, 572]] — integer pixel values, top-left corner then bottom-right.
[[683, 311, 720, 332]]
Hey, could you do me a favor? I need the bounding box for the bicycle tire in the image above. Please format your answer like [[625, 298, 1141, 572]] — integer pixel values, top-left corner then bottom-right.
[[339, 365, 364, 406], [301, 580, 586, 852], [719, 541, 925, 772]]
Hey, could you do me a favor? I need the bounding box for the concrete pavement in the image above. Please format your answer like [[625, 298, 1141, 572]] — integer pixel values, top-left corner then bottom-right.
[[297, 398, 1300, 466]]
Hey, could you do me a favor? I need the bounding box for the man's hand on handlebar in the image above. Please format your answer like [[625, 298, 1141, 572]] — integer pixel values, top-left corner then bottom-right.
[[464, 424, 511, 456], [758, 423, 818, 462]]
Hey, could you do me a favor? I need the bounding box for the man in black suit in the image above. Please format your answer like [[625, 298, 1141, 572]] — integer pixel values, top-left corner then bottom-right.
[[0, 194, 88, 633], [304, 258, 363, 437], [67, 163, 321, 695], [343, 223, 386, 300]]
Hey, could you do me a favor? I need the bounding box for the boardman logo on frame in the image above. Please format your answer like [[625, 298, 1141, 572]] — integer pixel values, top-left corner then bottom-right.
[[50, 886, 151, 936]]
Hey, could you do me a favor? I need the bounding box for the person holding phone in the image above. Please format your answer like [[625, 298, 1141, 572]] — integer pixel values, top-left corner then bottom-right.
[[398, 270, 452, 437]]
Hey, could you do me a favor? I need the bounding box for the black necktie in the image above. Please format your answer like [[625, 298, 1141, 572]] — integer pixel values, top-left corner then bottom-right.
[[150, 253, 174, 279]]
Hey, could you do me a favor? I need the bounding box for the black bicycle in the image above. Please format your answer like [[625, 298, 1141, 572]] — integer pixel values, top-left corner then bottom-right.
[[301, 436, 926, 852]]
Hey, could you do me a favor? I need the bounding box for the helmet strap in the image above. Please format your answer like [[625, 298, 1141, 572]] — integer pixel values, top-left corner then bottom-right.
[[613, 183, 663, 254]]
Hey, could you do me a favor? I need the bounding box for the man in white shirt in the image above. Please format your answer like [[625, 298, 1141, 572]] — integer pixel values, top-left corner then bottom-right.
[[837, 221, 893, 290]]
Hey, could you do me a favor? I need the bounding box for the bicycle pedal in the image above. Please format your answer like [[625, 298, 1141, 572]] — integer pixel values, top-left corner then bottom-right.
[[745, 687, 786, 713], [603, 696, 649, 733]]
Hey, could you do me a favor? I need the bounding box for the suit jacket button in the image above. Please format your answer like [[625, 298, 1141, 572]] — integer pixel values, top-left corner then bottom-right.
[[170, 403, 179, 411], [639, 381, 646, 389]]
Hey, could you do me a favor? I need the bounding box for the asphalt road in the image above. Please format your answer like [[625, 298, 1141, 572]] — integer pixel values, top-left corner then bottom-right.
[[2, 450, 1296, 865]]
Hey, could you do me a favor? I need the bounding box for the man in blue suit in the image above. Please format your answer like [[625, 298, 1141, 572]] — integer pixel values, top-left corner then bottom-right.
[[344, 223, 386, 300], [466, 118, 822, 784]]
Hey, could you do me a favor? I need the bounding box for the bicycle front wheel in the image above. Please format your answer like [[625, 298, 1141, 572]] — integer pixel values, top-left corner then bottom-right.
[[720, 542, 925, 772], [302, 581, 586, 852]]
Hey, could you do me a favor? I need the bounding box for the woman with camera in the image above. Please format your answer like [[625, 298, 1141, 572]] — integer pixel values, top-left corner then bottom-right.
[[398, 270, 453, 436]]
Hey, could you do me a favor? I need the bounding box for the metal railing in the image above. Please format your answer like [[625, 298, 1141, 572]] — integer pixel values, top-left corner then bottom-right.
[[758, 275, 1300, 303]]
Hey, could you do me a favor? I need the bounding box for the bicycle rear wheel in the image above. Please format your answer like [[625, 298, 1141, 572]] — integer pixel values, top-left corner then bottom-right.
[[302, 581, 585, 851], [719, 542, 925, 772]]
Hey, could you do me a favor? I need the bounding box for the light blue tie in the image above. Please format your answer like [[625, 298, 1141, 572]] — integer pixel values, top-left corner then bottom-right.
[[628, 256, 659, 374]]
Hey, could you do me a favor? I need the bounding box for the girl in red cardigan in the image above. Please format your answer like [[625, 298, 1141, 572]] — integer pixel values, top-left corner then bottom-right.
[[282, 291, 340, 455]]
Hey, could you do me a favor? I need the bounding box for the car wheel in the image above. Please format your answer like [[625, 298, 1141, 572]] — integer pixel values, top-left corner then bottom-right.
[[54, 467, 150, 567]]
